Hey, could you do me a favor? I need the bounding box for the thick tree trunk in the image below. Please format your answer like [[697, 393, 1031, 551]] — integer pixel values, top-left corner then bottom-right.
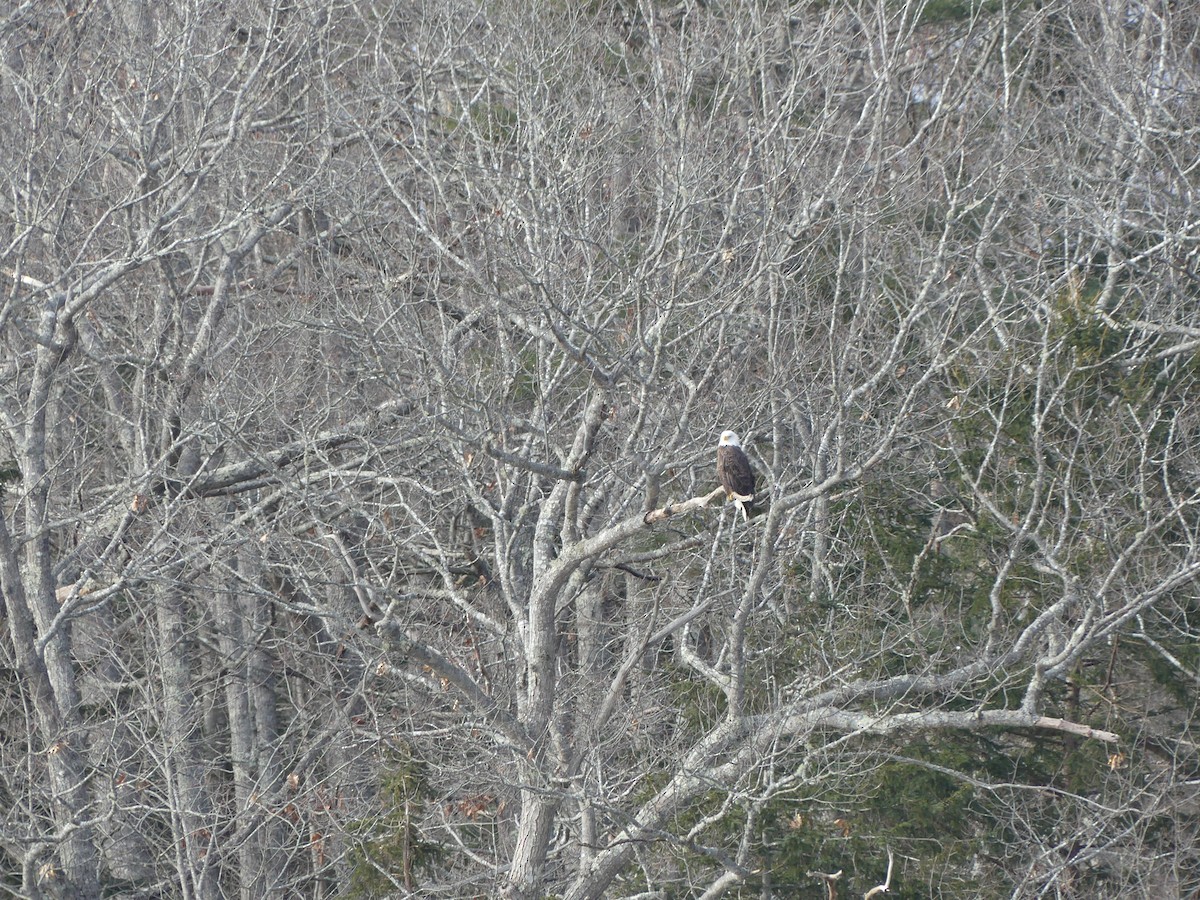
[[154, 573, 219, 900], [214, 552, 277, 899], [0, 520, 100, 899]]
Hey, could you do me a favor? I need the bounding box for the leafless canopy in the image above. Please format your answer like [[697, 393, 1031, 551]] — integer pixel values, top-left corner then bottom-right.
[[2, 0, 1199, 897]]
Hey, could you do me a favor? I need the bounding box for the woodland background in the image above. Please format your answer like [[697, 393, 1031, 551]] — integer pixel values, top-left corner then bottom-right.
[[2, 0, 1199, 897]]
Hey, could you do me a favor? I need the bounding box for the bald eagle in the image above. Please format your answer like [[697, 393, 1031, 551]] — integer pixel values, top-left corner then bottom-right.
[[717, 430, 756, 522]]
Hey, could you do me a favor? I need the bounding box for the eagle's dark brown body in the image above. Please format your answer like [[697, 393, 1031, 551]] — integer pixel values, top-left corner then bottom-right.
[[717, 430, 755, 521]]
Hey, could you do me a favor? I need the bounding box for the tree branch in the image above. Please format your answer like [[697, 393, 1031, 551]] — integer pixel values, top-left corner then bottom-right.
[[771, 707, 1119, 744], [863, 847, 894, 899]]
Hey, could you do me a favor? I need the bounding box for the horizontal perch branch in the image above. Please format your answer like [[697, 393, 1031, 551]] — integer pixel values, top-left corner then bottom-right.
[[643, 486, 727, 524]]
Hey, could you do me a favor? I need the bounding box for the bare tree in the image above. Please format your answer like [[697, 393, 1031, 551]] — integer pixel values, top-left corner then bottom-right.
[[1, 0, 1198, 898]]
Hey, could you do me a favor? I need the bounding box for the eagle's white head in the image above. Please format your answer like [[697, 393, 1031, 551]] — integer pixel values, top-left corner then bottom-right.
[[718, 430, 742, 448]]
